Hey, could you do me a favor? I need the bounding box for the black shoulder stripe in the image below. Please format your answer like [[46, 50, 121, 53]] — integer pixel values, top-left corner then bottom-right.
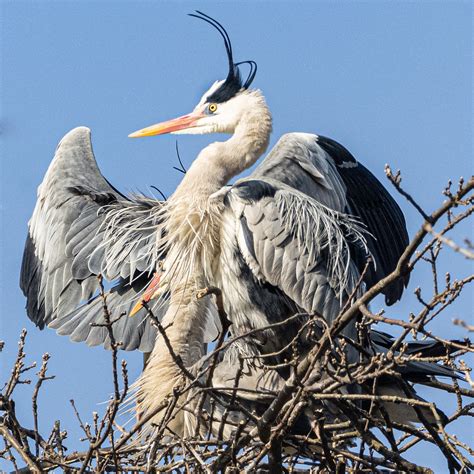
[[233, 180, 277, 202], [67, 185, 118, 206]]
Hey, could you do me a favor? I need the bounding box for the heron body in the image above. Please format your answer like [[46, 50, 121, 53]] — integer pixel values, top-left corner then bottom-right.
[[21, 12, 454, 441]]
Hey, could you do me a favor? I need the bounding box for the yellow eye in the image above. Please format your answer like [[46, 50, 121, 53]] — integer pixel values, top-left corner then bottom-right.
[[208, 103, 218, 113]]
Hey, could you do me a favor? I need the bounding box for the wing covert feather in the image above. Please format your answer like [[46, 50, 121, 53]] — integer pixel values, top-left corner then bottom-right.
[[229, 180, 366, 324], [246, 132, 409, 305]]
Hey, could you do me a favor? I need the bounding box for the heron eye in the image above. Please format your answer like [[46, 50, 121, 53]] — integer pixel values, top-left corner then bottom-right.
[[207, 103, 218, 114]]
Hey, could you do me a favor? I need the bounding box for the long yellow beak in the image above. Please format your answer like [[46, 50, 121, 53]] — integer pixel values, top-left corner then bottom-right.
[[128, 113, 201, 138]]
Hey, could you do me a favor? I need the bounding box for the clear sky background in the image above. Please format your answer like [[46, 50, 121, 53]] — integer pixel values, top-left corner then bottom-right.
[[1, 1, 472, 471]]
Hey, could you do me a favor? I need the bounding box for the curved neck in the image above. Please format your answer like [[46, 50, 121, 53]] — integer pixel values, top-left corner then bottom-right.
[[172, 95, 272, 201]]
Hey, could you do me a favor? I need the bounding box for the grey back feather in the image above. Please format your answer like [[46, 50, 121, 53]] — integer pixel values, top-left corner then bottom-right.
[[225, 133, 372, 327], [249, 133, 409, 304]]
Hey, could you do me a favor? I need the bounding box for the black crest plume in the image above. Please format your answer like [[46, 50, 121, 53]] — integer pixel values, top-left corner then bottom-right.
[[188, 11, 257, 103]]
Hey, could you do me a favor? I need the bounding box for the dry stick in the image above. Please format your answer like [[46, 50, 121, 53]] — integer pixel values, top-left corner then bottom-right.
[[115, 389, 184, 451], [230, 418, 249, 466], [0, 333, 50, 466], [206, 398, 216, 441], [0, 424, 41, 473], [4, 329, 29, 398], [194, 286, 230, 437], [0, 384, 49, 469], [98, 276, 122, 401], [459, 360, 474, 389], [217, 357, 245, 442], [52, 420, 64, 459], [2, 437, 19, 472], [358, 365, 379, 464], [448, 434, 474, 458], [330, 445, 403, 472], [305, 356, 460, 460], [336, 400, 432, 474], [267, 437, 283, 474], [360, 303, 473, 353], [453, 318, 474, 332], [425, 223, 474, 259], [411, 203, 474, 269], [196, 287, 231, 386], [78, 276, 128, 473], [315, 416, 337, 472], [31, 353, 54, 457], [307, 393, 442, 465], [246, 349, 397, 470], [419, 275, 473, 330], [1, 406, 48, 453], [149, 387, 182, 451], [142, 301, 195, 381], [398, 380, 461, 473], [166, 426, 210, 473], [70, 400, 93, 441], [385, 165, 433, 222]]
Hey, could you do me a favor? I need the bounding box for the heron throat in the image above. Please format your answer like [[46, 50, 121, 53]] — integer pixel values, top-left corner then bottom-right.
[[173, 90, 273, 201], [160, 91, 273, 285]]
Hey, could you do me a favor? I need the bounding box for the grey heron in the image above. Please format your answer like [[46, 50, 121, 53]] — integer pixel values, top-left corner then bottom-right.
[[21, 11, 455, 440]]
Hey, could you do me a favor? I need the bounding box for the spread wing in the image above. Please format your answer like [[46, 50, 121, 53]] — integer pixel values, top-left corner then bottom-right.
[[251, 133, 409, 305], [20, 127, 163, 351]]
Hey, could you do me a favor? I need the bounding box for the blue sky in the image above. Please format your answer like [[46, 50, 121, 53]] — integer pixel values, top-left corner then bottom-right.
[[1, 1, 472, 470]]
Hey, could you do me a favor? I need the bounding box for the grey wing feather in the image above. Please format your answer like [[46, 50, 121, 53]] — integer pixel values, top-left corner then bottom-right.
[[20, 127, 162, 351], [252, 133, 348, 212], [229, 177, 367, 326], [49, 276, 160, 352], [21, 127, 115, 327], [251, 132, 409, 304], [370, 330, 461, 380]]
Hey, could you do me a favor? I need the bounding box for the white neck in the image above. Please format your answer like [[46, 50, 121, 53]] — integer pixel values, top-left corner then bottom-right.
[[172, 92, 273, 201]]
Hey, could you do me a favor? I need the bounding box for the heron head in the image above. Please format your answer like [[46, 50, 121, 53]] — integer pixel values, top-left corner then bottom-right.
[[129, 11, 259, 138]]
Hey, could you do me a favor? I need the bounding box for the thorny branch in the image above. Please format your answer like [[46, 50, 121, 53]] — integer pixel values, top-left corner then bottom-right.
[[1, 175, 473, 472]]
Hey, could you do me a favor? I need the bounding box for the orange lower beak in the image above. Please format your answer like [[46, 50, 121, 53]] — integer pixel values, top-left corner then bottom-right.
[[130, 272, 162, 317], [128, 113, 201, 138]]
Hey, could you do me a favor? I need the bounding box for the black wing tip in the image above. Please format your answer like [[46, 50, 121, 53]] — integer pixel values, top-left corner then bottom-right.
[[19, 233, 34, 294], [316, 134, 358, 167], [317, 134, 411, 301], [20, 234, 47, 329]]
